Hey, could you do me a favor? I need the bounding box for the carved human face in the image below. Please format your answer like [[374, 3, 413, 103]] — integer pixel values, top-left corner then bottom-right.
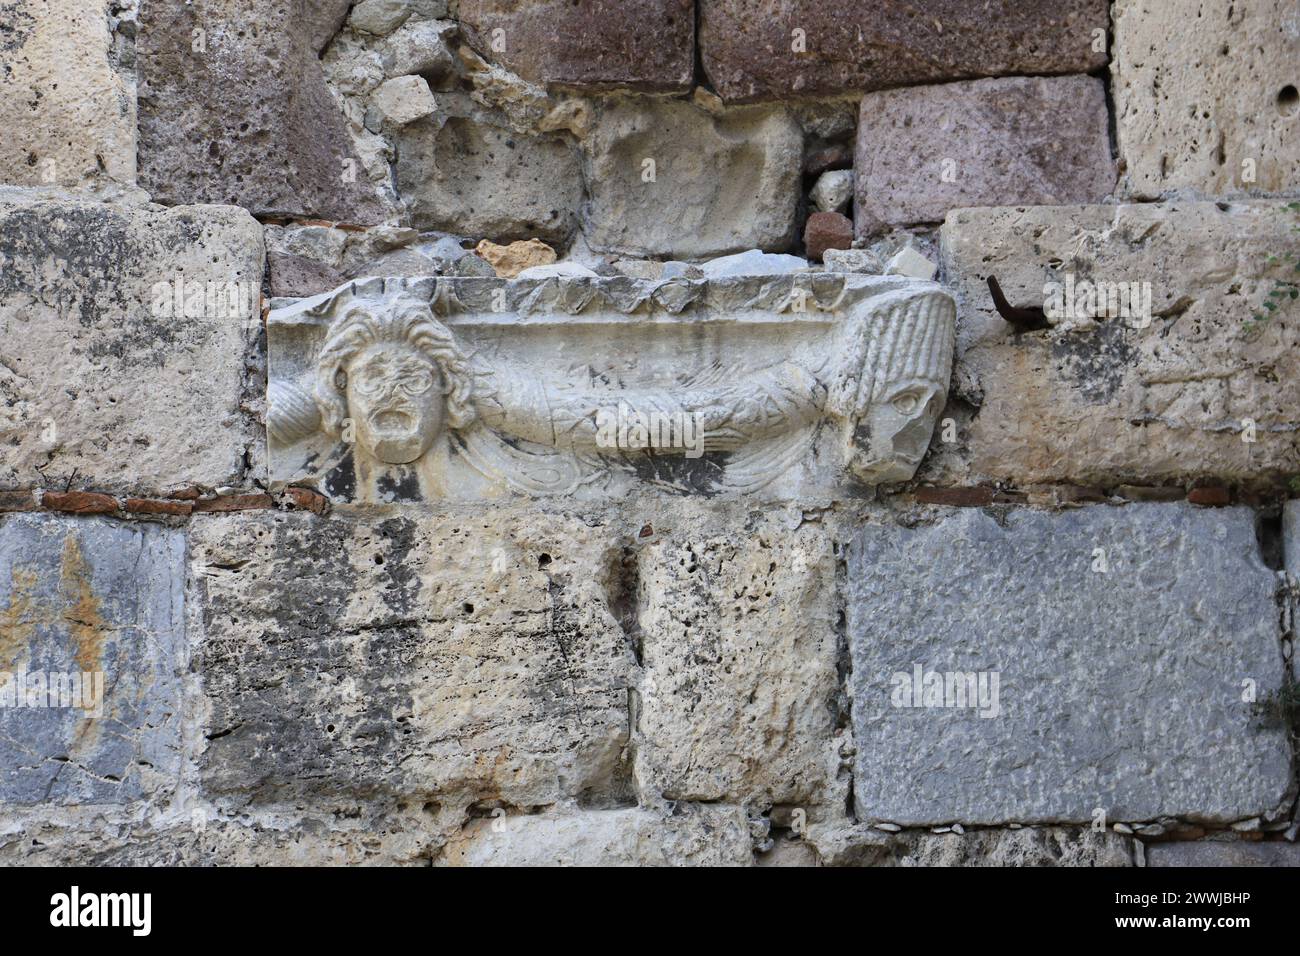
[[851, 378, 946, 484], [344, 343, 445, 464]]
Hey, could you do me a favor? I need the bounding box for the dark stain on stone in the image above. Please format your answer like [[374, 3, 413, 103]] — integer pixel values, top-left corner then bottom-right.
[[1050, 321, 1136, 404], [627, 450, 729, 495], [374, 517, 419, 616], [324, 448, 356, 499], [376, 466, 421, 503], [0, 205, 208, 368], [0, 2, 36, 68]]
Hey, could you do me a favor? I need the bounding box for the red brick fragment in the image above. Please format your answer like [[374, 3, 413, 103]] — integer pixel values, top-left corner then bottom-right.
[[284, 487, 330, 516], [804, 211, 853, 261], [42, 490, 119, 514]]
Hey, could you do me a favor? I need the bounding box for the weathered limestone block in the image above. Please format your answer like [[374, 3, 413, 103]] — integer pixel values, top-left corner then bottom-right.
[[934, 201, 1300, 487], [1113, 0, 1300, 198], [699, 0, 1109, 102], [885, 828, 1136, 867], [1147, 841, 1300, 867], [394, 102, 582, 244], [458, 0, 694, 92], [137, 0, 386, 223], [475, 238, 556, 278], [436, 805, 753, 865], [349, 0, 412, 36], [634, 515, 841, 810], [854, 76, 1115, 236], [807, 824, 1135, 867], [191, 510, 636, 807], [848, 504, 1292, 826], [0, 201, 263, 495], [265, 274, 955, 502], [0, 812, 440, 865], [369, 75, 438, 129], [0, 515, 185, 805], [0, 0, 136, 187], [582, 99, 802, 259], [379, 18, 459, 85]]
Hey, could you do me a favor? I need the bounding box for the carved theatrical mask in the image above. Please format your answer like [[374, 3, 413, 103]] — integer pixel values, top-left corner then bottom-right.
[[850, 379, 947, 484], [342, 343, 446, 464], [303, 303, 476, 474], [266, 275, 956, 503]]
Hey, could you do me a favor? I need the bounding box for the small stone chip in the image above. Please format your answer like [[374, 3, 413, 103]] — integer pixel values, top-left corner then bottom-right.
[[475, 238, 558, 279]]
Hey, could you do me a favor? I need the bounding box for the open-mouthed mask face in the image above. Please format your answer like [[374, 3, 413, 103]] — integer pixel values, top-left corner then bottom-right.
[[850, 378, 946, 484], [344, 343, 446, 464]]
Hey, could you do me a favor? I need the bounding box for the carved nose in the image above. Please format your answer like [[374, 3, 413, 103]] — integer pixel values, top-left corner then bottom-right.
[[892, 415, 932, 452]]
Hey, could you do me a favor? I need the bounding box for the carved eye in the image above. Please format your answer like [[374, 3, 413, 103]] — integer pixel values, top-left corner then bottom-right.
[[891, 391, 921, 414], [401, 369, 435, 395], [353, 370, 387, 396]]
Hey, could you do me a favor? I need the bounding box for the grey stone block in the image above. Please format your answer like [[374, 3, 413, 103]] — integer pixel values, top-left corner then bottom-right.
[[848, 503, 1292, 826], [1147, 840, 1300, 867], [0, 515, 185, 805]]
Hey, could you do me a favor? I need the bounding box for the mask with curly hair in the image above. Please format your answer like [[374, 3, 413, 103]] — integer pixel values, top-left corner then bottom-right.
[[315, 305, 475, 465]]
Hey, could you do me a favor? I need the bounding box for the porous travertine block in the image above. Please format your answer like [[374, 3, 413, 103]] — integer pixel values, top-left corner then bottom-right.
[[436, 805, 753, 865], [1113, 0, 1300, 198], [394, 103, 583, 244], [634, 514, 842, 811], [0, 0, 136, 188], [191, 509, 637, 808], [848, 503, 1292, 826], [0, 812, 443, 866], [934, 201, 1300, 487], [582, 98, 802, 259], [0, 200, 263, 495]]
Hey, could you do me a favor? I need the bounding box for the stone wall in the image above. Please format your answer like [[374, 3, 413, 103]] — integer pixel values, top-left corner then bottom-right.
[[1, 0, 1298, 867]]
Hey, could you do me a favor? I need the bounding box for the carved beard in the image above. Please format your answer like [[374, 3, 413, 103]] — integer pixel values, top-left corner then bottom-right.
[[345, 344, 446, 465], [851, 380, 946, 484]]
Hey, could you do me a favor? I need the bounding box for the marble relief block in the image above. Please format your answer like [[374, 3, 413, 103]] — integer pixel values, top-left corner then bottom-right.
[[266, 275, 956, 503]]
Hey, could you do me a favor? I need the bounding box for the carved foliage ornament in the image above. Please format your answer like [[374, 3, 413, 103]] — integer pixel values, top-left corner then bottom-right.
[[266, 275, 956, 502]]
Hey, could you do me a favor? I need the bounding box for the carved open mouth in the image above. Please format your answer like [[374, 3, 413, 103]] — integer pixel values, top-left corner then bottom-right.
[[371, 410, 413, 431]]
